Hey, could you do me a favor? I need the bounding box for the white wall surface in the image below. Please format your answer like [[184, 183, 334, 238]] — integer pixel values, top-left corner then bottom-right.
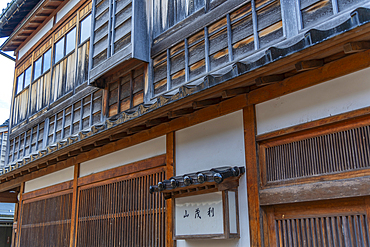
[[175, 111, 250, 247], [18, 18, 54, 59], [80, 136, 166, 177], [256, 67, 370, 135], [24, 166, 74, 193], [56, 0, 81, 23]]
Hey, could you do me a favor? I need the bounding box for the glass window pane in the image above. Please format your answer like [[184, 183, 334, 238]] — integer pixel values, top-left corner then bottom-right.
[[55, 37, 65, 63], [43, 49, 51, 72], [80, 15, 91, 43], [16, 73, 24, 94], [66, 27, 76, 54], [33, 57, 42, 80], [24, 66, 32, 88]]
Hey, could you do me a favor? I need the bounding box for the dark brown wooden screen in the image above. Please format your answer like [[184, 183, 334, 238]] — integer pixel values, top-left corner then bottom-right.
[[76, 168, 166, 247], [266, 199, 370, 247], [20, 192, 72, 247], [262, 124, 370, 183], [276, 214, 369, 247]]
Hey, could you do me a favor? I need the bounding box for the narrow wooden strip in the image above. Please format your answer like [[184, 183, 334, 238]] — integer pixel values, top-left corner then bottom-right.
[[166, 132, 175, 247], [69, 163, 79, 247], [343, 41, 370, 54], [22, 180, 73, 201], [243, 105, 262, 247], [295, 59, 324, 72]]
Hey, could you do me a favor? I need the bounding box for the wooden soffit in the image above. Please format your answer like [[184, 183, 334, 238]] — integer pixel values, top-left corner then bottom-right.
[[1, 0, 65, 52]]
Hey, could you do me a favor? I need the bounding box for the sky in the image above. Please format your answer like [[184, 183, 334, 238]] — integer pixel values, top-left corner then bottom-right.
[[0, 0, 16, 125]]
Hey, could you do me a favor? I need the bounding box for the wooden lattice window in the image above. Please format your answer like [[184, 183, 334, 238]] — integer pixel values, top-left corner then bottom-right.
[[107, 65, 145, 117], [263, 198, 370, 247], [20, 190, 73, 247], [76, 167, 166, 247], [260, 123, 370, 186]]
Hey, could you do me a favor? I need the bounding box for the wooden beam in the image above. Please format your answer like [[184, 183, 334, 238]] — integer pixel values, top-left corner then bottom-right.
[[166, 132, 175, 247], [222, 87, 249, 98], [69, 163, 79, 247], [15, 183, 24, 247], [127, 125, 148, 134], [94, 138, 111, 147], [243, 106, 262, 247], [295, 59, 324, 72], [109, 132, 129, 141], [260, 176, 370, 206], [192, 97, 222, 109], [0, 191, 18, 203], [343, 41, 370, 54], [80, 144, 95, 152], [255, 74, 285, 86], [145, 117, 170, 127], [248, 49, 370, 105], [168, 107, 195, 118]]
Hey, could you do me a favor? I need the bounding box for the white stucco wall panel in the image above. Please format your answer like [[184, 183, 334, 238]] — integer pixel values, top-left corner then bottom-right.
[[80, 136, 166, 177], [56, 0, 81, 23], [19, 18, 54, 59], [256, 67, 370, 135], [176, 111, 245, 175], [175, 111, 250, 247], [24, 166, 74, 193]]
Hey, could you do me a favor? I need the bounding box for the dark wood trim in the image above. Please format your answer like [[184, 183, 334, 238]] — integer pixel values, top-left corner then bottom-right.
[[243, 105, 262, 247], [256, 105, 370, 142], [22, 180, 73, 201], [69, 163, 79, 247], [260, 176, 370, 206], [0, 191, 18, 203], [166, 132, 175, 247], [259, 111, 370, 148], [77, 154, 166, 187], [248, 49, 370, 106], [23, 188, 73, 204], [15, 182, 24, 247]]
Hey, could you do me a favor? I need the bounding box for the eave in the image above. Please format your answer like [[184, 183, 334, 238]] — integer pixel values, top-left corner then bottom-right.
[[1, 7, 370, 192], [0, 0, 65, 52]]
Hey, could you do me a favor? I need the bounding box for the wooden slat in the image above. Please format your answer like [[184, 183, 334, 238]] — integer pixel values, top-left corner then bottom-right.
[[166, 132, 175, 247], [243, 105, 262, 247], [22, 180, 73, 201]]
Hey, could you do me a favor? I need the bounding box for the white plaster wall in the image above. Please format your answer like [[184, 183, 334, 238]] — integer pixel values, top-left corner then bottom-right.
[[18, 18, 54, 59], [80, 136, 166, 177], [24, 166, 74, 193], [56, 0, 81, 23], [256, 67, 370, 135], [175, 111, 250, 247]]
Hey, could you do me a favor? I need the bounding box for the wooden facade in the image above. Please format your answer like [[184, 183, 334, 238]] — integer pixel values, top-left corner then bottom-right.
[[1, 0, 370, 246]]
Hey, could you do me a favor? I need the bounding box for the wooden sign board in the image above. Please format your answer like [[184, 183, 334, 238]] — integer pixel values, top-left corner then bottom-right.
[[174, 190, 239, 239]]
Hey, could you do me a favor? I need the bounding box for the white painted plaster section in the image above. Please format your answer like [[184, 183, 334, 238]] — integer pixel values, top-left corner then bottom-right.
[[18, 18, 54, 59], [24, 166, 74, 193], [176, 111, 250, 247], [56, 0, 80, 23], [256, 67, 370, 135], [79, 136, 166, 177]]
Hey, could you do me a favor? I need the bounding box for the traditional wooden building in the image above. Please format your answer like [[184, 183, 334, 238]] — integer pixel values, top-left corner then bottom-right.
[[1, 0, 370, 246]]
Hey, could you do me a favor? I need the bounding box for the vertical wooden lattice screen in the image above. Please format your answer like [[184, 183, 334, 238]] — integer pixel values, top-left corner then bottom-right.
[[262, 124, 370, 183], [76, 168, 166, 247], [20, 192, 72, 247], [276, 214, 370, 247]]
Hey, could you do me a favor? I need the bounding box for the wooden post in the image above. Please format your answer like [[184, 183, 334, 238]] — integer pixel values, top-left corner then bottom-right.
[[15, 183, 24, 247], [69, 161, 79, 247], [243, 105, 262, 247], [166, 132, 175, 247]]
